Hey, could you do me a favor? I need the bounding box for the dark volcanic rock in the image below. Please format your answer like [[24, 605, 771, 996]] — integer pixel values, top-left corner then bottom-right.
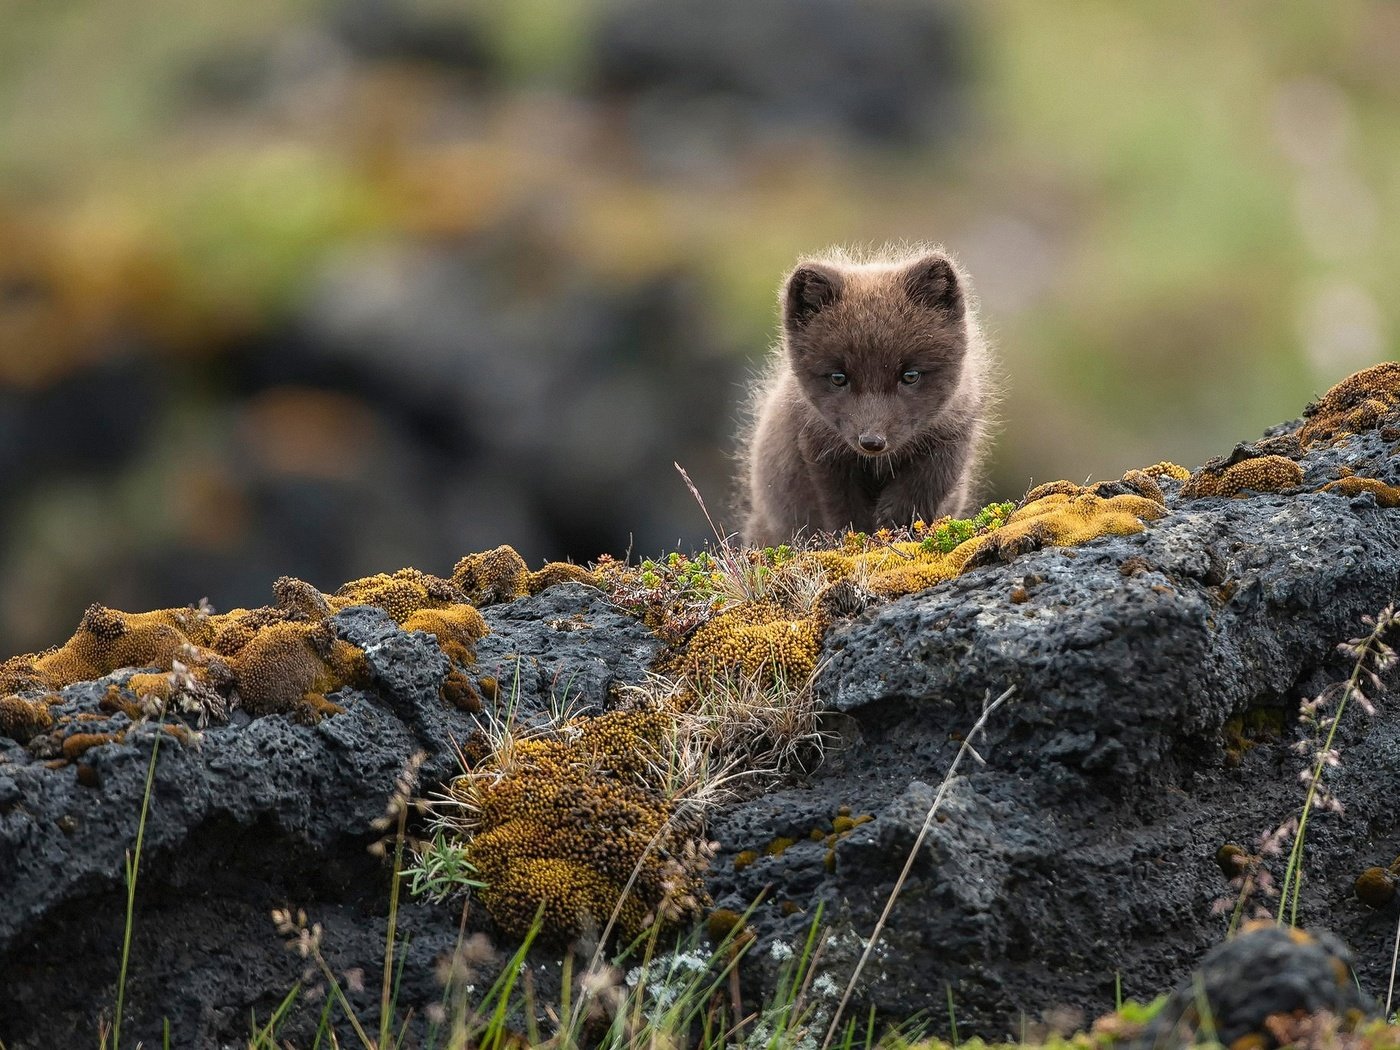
[[6, 393, 1400, 1045], [0, 584, 650, 1048], [592, 0, 967, 148], [1130, 923, 1373, 1048], [473, 582, 665, 725], [705, 422, 1400, 1038]]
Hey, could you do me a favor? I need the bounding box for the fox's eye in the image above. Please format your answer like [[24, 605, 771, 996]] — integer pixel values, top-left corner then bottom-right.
[[829, 372, 848, 387], [900, 369, 922, 385]]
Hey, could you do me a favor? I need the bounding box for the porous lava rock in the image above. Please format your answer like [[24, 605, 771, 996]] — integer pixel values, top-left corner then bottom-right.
[[706, 398, 1400, 1038], [1128, 923, 1373, 1049], [6, 377, 1400, 1045], [0, 586, 655, 1047]]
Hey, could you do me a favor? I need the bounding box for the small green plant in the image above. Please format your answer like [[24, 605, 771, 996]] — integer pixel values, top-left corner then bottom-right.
[[271, 906, 380, 1048], [263, 753, 429, 1050], [1277, 603, 1398, 927], [402, 830, 487, 904], [106, 719, 164, 1050], [596, 547, 730, 646], [918, 501, 1016, 555], [246, 985, 300, 1048], [637, 550, 727, 602], [972, 502, 1016, 532]]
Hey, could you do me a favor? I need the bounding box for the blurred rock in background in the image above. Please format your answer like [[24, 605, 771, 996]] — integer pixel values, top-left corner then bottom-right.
[[591, 0, 967, 156], [2, 0, 1398, 652]]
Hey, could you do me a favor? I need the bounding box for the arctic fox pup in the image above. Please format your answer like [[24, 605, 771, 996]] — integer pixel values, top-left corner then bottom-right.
[[740, 247, 993, 547]]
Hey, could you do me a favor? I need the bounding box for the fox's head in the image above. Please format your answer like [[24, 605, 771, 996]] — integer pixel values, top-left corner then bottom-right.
[[780, 249, 973, 460]]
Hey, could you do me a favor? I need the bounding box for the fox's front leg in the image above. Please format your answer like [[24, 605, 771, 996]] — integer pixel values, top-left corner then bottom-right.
[[876, 443, 974, 525], [807, 459, 876, 534]]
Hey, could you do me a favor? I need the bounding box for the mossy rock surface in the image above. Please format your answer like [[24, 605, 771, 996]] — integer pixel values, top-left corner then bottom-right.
[[6, 365, 1400, 1044], [0, 591, 655, 1046], [705, 366, 1400, 1039]]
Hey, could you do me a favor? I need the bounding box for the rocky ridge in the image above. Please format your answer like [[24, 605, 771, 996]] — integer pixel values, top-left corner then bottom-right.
[[4, 365, 1400, 1046]]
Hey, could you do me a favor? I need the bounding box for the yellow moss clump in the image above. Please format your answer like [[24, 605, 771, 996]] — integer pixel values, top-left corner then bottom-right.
[[485, 857, 654, 940], [208, 606, 291, 656], [802, 543, 965, 599], [0, 564, 479, 734], [656, 478, 1170, 696], [570, 709, 679, 778], [271, 567, 493, 670], [1137, 461, 1191, 482], [1110, 470, 1165, 504], [452, 545, 599, 606], [675, 601, 825, 687], [1355, 866, 1398, 908], [1036, 467, 1176, 506], [229, 622, 365, 717], [326, 568, 467, 622], [0, 546, 605, 743], [1299, 361, 1400, 446], [1182, 454, 1303, 500], [122, 672, 176, 702], [451, 706, 710, 941], [969, 489, 1167, 566], [0, 547, 537, 737], [453, 546, 530, 605], [791, 475, 1168, 600], [1019, 479, 1083, 503], [1025, 470, 1170, 504], [830, 812, 874, 836], [527, 561, 601, 593], [401, 605, 489, 666], [0, 598, 372, 728], [271, 576, 333, 620], [61, 731, 122, 761], [0, 694, 55, 741], [0, 656, 41, 698], [31, 605, 207, 688], [658, 480, 1169, 695], [1321, 476, 1400, 507]]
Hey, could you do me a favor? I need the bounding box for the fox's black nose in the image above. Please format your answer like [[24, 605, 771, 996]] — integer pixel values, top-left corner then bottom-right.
[[858, 433, 887, 453]]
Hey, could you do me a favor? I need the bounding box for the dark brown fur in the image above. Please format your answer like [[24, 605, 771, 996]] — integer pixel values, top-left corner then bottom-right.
[[740, 247, 992, 547]]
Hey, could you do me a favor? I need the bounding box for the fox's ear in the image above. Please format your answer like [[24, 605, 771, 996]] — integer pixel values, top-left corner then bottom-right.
[[783, 264, 843, 330], [903, 254, 963, 318]]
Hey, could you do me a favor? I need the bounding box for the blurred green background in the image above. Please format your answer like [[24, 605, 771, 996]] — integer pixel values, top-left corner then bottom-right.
[[1, 0, 1395, 653]]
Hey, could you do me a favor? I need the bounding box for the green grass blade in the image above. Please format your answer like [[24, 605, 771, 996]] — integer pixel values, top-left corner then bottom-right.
[[113, 723, 164, 1050]]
